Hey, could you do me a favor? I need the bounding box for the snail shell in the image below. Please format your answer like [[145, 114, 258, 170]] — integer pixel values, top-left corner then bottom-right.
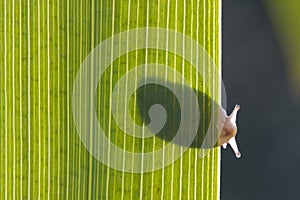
[[218, 105, 241, 158]]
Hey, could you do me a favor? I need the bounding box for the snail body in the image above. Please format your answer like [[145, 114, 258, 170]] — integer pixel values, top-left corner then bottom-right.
[[218, 105, 241, 158]]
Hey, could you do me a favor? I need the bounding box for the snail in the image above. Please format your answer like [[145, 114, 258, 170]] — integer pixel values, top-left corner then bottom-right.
[[218, 104, 241, 158]]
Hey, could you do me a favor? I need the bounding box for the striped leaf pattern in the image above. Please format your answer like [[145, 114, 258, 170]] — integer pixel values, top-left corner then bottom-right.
[[0, 0, 221, 199]]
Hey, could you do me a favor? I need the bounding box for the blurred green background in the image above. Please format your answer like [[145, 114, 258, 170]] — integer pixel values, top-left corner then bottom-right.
[[222, 0, 300, 199]]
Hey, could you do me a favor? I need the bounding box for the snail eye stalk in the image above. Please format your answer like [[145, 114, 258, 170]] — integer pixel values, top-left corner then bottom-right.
[[228, 137, 241, 158]]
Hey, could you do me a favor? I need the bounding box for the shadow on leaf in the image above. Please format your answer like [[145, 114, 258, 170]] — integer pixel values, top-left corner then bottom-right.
[[135, 81, 220, 149]]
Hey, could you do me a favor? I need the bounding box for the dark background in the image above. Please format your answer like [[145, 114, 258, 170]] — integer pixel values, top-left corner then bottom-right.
[[221, 0, 300, 199]]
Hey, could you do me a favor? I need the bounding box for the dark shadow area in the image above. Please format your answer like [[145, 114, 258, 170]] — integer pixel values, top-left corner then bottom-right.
[[135, 81, 220, 148]]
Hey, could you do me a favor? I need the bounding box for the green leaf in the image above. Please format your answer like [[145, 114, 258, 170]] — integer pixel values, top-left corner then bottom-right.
[[0, 0, 221, 199], [265, 0, 300, 97]]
